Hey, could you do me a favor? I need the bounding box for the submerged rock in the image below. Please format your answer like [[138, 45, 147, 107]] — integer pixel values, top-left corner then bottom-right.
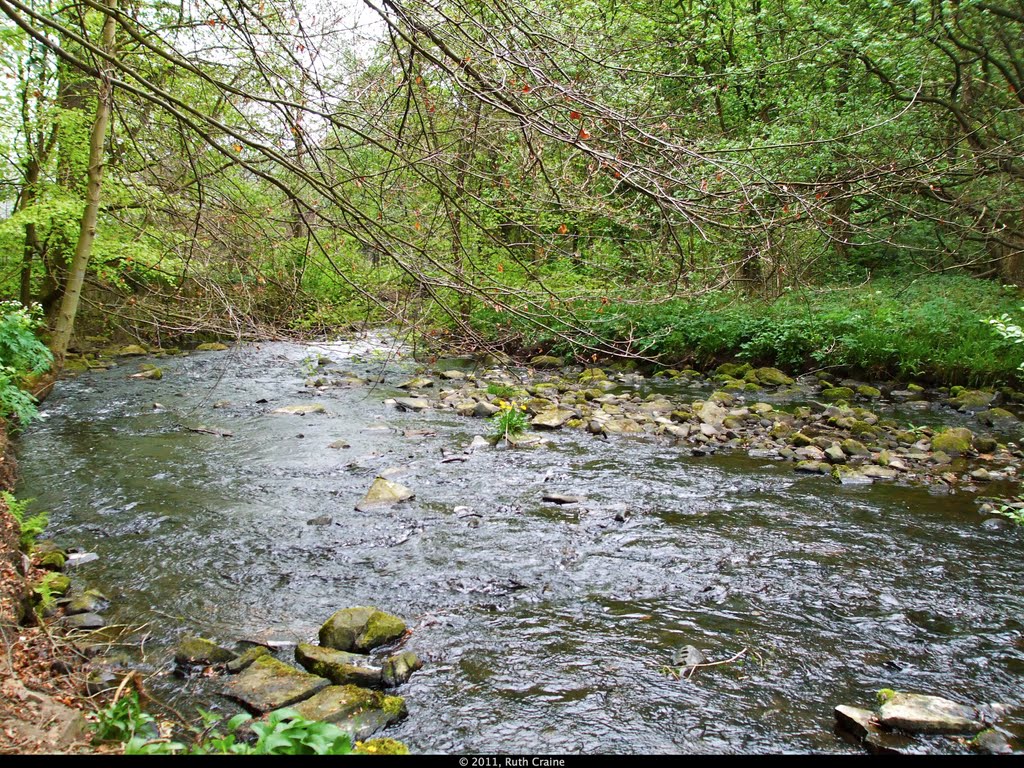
[[877, 690, 985, 735], [222, 655, 329, 714], [318, 607, 407, 653], [272, 403, 327, 415], [356, 478, 414, 511], [295, 643, 383, 687]]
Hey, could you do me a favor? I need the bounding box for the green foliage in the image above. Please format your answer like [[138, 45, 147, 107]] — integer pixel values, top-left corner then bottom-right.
[[1, 491, 48, 551], [95, 693, 354, 756], [995, 505, 1024, 528], [32, 571, 63, 615], [985, 308, 1024, 373], [490, 400, 530, 441], [470, 275, 1024, 386], [486, 383, 518, 398], [0, 302, 52, 426]]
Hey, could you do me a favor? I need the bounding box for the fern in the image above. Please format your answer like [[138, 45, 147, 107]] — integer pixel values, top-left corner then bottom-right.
[[2, 490, 48, 550]]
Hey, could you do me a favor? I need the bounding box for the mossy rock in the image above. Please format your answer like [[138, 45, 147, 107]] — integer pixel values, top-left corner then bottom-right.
[[529, 354, 563, 369], [318, 607, 407, 653], [856, 385, 881, 399], [906, 383, 925, 393], [976, 408, 1017, 427], [755, 367, 794, 387], [790, 432, 814, 447], [354, 738, 410, 755], [950, 390, 996, 412], [840, 438, 871, 457], [770, 422, 793, 439], [117, 344, 149, 356], [715, 362, 751, 379], [45, 573, 71, 596], [175, 636, 236, 667], [931, 427, 974, 456], [381, 650, 423, 687], [287, 685, 406, 741], [38, 551, 66, 571], [720, 378, 747, 392], [196, 342, 230, 351], [294, 643, 382, 687], [973, 436, 999, 454], [821, 387, 855, 402], [578, 368, 608, 384], [708, 391, 735, 406]]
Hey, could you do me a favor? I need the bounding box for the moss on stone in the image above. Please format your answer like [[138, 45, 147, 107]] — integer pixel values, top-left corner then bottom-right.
[[856, 385, 881, 399], [931, 427, 974, 456], [821, 386, 855, 402], [355, 737, 410, 755]]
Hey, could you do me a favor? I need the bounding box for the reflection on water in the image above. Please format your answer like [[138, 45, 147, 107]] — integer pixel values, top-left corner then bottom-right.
[[15, 336, 1024, 754]]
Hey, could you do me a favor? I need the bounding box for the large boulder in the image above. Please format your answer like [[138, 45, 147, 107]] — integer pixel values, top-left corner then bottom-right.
[[222, 655, 329, 714], [294, 643, 383, 687], [754, 367, 793, 387], [318, 607, 407, 653]]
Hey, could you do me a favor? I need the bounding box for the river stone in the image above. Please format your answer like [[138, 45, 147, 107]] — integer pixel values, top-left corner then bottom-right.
[[877, 691, 985, 734], [529, 355, 563, 369], [356, 478, 414, 512], [857, 385, 882, 399], [226, 645, 271, 674], [824, 445, 846, 464], [795, 460, 830, 474], [196, 342, 229, 351], [976, 407, 1017, 427], [131, 364, 162, 380], [272, 403, 327, 415], [354, 738, 411, 755], [578, 368, 607, 384], [841, 438, 871, 457], [473, 402, 501, 418], [396, 376, 434, 389], [972, 728, 1015, 755], [695, 400, 727, 427], [318, 607, 407, 653], [174, 636, 236, 667], [755, 367, 793, 387], [931, 427, 973, 456], [45, 573, 71, 597], [439, 370, 466, 380], [381, 651, 423, 687], [117, 344, 148, 356], [65, 551, 99, 567], [601, 418, 643, 435], [65, 589, 109, 616], [294, 643, 383, 687], [286, 685, 407, 741], [223, 655, 329, 714], [951, 389, 996, 412], [531, 408, 574, 428], [861, 465, 898, 480], [973, 436, 998, 453], [64, 612, 106, 630], [393, 397, 430, 412], [671, 644, 707, 669], [822, 386, 855, 402]]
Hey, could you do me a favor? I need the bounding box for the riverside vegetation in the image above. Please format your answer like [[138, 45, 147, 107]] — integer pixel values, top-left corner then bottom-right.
[[1, 0, 1023, 756]]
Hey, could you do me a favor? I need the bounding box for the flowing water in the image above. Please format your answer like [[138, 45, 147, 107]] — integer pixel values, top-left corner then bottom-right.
[[14, 336, 1024, 753]]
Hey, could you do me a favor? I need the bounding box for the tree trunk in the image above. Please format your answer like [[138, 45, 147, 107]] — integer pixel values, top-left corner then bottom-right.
[[48, 0, 117, 373]]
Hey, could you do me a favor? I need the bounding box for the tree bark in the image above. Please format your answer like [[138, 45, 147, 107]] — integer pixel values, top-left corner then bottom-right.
[[48, 0, 117, 373]]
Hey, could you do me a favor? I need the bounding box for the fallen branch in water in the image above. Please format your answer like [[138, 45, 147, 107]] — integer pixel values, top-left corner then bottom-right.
[[662, 647, 749, 681]]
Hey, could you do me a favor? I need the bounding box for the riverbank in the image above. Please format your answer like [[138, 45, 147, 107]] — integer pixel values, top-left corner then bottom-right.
[[0, 427, 91, 754]]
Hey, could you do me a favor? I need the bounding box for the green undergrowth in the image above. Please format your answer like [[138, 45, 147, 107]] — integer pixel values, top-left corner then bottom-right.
[[464, 275, 1024, 386]]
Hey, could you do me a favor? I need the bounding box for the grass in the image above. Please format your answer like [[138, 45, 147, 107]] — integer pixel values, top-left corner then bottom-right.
[[462, 274, 1024, 386]]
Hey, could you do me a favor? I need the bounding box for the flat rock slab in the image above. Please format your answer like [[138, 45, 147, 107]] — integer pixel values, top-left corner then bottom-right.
[[286, 685, 406, 741], [878, 692, 985, 735], [222, 655, 329, 714], [356, 478, 414, 512], [319, 606, 407, 653], [393, 397, 430, 412], [294, 643, 383, 688], [272, 404, 327, 415], [174, 636, 236, 667], [542, 493, 582, 505], [532, 408, 575, 428]]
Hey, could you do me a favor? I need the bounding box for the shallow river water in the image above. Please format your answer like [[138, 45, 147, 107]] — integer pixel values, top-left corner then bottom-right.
[[14, 336, 1024, 753]]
